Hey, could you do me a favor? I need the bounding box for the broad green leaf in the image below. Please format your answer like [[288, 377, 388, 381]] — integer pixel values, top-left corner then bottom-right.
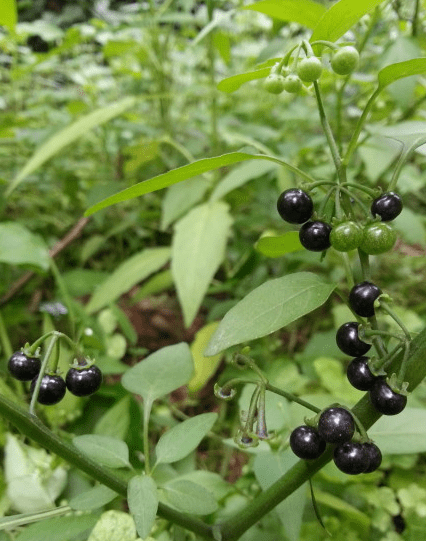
[[205, 272, 336, 356], [210, 160, 277, 201], [130, 269, 174, 302], [161, 177, 210, 230], [121, 342, 194, 403], [378, 58, 426, 90], [217, 67, 270, 93], [0, 223, 49, 270], [188, 322, 222, 394], [88, 510, 137, 541], [72, 435, 131, 469], [7, 97, 136, 196], [155, 413, 217, 465], [69, 485, 118, 511], [94, 396, 131, 440], [85, 152, 314, 216], [14, 514, 99, 541], [244, 0, 326, 29], [161, 480, 218, 515], [127, 476, 158, 540], [0, 0, 17, 33], [310, 0, 386, 43], [255, 231, 303, 258], [85, 247, 170, 314], [172, 202, 233, 327], [394, 208, 426, 245], [369, 408, 426, 454]]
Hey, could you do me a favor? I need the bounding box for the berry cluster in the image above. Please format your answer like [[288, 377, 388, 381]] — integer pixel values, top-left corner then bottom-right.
[[8, 350, 102, 406]]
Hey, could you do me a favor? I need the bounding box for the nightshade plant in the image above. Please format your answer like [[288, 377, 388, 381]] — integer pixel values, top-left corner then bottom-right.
[[1, 0, 426, 540]]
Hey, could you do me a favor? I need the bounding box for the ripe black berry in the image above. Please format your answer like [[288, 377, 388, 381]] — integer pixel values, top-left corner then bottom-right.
[[349, 281, 381, 318], [371, 192, 402, 222], [276, 189, 313, 224], [336, 322, 371, 357], [333, 442, 368, 475], [318, 407, 355, 444], [31, 374, 66, 405], [66, 365, 102, 397], [299, 221, 332, 252], [369, 379, 407, 415], [8, 351, 41, 381], [347, 356, 377, 391], [363, 442, 382, 473], [290, 425, 326, 460]]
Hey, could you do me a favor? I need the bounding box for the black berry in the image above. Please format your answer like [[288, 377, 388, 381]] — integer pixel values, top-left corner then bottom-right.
[[371, 192, 402, 222], [66, 365, 102, 397], [318, 407, 355, 444], [369, 379, 407, 415], [31, 374, 66, 405], [347, 356, 377, 391], [290, 425, 326, 460], [333, 442, 368, 475], [299, 221, 332, 252], [8, 351, 41, 381], [349, 281, 381, 318], [276, 189, 313, 224], [336, 322, 371, 357], [363, 442, 382, 473]]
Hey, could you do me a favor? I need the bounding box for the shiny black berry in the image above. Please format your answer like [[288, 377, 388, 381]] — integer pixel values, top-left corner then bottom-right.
[[349, 281, 381, 318], [31, 374, 66, 405], [318, 407, 355, 444], [369, 379, 407, 415], [290, 425, 326, 460], [363, 442, 382, 473], [66, 365, 102, 397], [347, 356, 377, 391], [371, 192, 402, 222], [333, 442, 368, 475], [8, 351, 41, 381], [336, 322, 371, 357], [299, 221, 332, 252], [276, 189, 313, 224]]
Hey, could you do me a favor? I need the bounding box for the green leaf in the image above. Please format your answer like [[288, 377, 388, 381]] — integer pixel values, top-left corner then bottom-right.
[[94, 396, 131, 440], [310, 0, 386, 43], [14, 514, 99, 541], [188, 322, 223, 394], [155, 412, 217, 465], [85, 153, 314, 216], [217, 67, 271, 93], [255, 231, 303, 258], [85, 247, 170, 314], [121, 342, 194, 403], [378, 58, 426, 90], [205, 272, 336, 356], [0, 222, 49, 270], [6, 97, 136, 196], [69, 485, 118, 511], [172, 202, 233, 327], [87, 510, 137, 541], [313, 490, 370, 531], [161, 480, 218, 515], [72, 435, 131, 469], [369, 408, 426, 454], [0, 0, 17, 33], [244, 0, 326, 29], [161, 176, 210, 230], [127, 476, 158, 540]]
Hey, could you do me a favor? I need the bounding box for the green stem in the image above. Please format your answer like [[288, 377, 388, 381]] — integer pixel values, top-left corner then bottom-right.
[[0, 309, 13, 359], [233, 354, 268, 383], [317, 186, 336, 219], [341, 182, 378, 197], [265, 383, 321, 413], [380, 301, 412, 341], [207, 0, 219, 155], [368, 315, 388, 358], [357, 249, 370, 281], [412, 0, 420, 36], [339, 186, 370, 216], [143, 399, 153, 475], [29, 333, 60, 416], [340, 253, 354, 290], [397, 342, 410, 385]]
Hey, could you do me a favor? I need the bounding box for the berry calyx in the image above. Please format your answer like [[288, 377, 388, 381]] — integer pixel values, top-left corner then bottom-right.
[[369, 378, 407, 415], [363, 442, 382, 473], [299, 220, 332, 252], [347, 356, 377, 391], [349, 281, 382, 318], [318, 407, 355, 444], [336, 322, 371, 357], [264, 74, 286, 94], [31, 374, 66, 405], [330, 221, 363, 252], [289, 425, 326, 460], [276, 188, 313, 224], [333, 442, 368, 475], [331, 46, 359, 75], [296, 56, 323, 83], [371, 192, 402, 222], [360, 222, 397, 255], [8, 351, 41, 381], [66, 364, 103, 397], [283, 74, 302, 94]]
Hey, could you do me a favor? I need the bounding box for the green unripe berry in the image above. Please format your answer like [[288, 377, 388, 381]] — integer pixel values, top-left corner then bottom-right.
[[360, 222, 397, 255], [330, 221, 363, 252], [283, 74, 302, 94], [297, 57, 323, 83], [331, 46, 359, 75], [263, 74, 286, 94]]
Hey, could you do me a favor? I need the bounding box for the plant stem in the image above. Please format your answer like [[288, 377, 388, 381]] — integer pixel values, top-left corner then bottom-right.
[[29, 333, 60, 416], [358, 249, 370, 281], [380, 301, 411, 341], [143, 399, 153, 474], [265, 383, 321, 413], [0, 309, 13, 359]]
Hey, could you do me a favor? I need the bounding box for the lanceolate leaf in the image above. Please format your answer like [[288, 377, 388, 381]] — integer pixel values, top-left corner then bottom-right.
[[244, 0, 326, 29], [85, 153, 315, 216], [188, 322, 222, 394], [205, 272, 336, 356], [172, 202, 233, 327], [127, 476, 158, 540], [310, 0, 386, 43], [72, 435, 131, 469], [161, 480, 218, 515], [255, 232, 303, 258], [217, 67, 271, 93], [377, 58, 426, 90]]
